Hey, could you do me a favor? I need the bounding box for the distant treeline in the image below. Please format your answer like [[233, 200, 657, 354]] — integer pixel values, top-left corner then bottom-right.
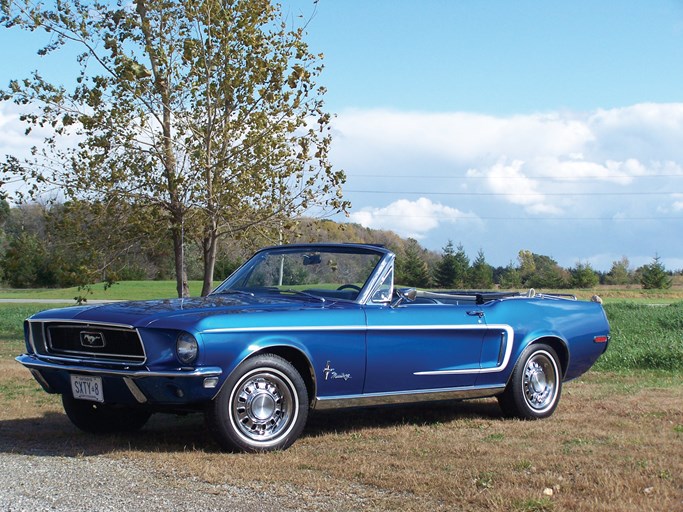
[[0, 200, 677, 290]]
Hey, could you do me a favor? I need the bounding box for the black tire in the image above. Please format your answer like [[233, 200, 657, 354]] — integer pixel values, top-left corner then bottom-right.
[[498, 343, 562, 420], [62, 394, 152, 433], [206, 354, 309, 453]]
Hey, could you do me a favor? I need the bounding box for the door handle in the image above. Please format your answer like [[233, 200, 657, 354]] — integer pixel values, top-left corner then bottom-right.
[[467, 310, 484, 318]]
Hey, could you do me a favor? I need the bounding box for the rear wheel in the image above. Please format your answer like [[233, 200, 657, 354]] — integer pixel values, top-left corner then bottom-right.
[[206, 354, 308, 453], [62, 395, 151, 433], [498, 344, 562, 419]]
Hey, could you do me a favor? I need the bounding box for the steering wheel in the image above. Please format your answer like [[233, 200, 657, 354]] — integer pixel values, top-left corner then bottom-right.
[[337, 284, 362, 292]]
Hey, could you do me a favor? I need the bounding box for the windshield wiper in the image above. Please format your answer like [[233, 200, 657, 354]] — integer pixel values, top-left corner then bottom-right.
[[211, 289, 255, 297], [278, 289, 326, 303]]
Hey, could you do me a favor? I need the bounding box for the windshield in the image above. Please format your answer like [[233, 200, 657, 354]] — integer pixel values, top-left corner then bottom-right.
[[212, 246, 386, 302]]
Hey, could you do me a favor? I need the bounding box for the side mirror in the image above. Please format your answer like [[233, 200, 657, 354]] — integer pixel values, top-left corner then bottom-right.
[[391, 287, 417, 307]]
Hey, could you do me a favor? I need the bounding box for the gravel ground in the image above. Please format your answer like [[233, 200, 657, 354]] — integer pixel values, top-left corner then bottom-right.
[[0, 452, 373, 512]]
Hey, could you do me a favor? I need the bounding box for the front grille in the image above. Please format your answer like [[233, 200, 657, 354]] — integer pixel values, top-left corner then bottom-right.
[[44, 323, 145, 364]]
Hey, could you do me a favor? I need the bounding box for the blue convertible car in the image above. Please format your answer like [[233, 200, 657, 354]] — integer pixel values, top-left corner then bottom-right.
[[17, 243, 610, 452]]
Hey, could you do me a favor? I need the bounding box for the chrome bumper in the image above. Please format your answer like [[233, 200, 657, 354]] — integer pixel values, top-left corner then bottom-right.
[[16, 353, 222, 379]]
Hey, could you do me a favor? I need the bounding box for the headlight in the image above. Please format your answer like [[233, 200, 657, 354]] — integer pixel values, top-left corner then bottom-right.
[[176, 332, 198, 365]]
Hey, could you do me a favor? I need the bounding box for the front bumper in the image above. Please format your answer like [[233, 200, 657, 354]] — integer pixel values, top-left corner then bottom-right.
[[17, 354, 223, 406]]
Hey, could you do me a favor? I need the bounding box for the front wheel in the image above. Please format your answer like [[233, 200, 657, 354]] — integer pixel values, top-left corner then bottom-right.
[[498, 344, 562, 419], [62, 395, 152, 433], [206, 354, 309, 453]]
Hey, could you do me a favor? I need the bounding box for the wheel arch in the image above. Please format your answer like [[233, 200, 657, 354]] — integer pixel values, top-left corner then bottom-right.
[[243, 346, 316, 406], [525, 335, 569, 379]]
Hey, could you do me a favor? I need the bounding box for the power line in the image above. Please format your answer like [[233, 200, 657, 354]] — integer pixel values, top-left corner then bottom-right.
[[349, 214, 682, 221], [346, 190, 680, 197], [347, 173, 683, 180]]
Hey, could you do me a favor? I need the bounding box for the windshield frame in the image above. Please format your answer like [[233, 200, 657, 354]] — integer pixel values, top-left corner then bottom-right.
[[211, 244, 394, 304]]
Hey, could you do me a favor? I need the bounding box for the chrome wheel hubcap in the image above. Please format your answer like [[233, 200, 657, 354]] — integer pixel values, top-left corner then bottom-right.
[[231, 370, 295, 443], [523, 352, 557, 411]]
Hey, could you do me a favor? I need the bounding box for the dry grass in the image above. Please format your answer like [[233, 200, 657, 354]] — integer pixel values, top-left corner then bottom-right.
[[1, 344, 681, 512]]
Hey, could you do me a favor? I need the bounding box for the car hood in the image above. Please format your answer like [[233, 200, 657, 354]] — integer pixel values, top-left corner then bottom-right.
[[30, 294, 330, 328]]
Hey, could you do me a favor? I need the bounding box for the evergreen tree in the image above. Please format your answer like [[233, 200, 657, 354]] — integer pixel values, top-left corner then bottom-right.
[[396, 238, 431, 288], [433, 240, 457, 288], [468, 249, 494, 289], [640, 255, 672, 289], [570, 262, 600, 288], [453, 243, 470, 288]]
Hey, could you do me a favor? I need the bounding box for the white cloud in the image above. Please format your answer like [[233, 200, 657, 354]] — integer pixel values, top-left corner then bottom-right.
[[332, 103, 683, 212], [331, 103, 683, 268], [478, 159, 563, 214], [349, 197, 478, 239], [669, 194, 683, 212], [332, 108, 595, 166], [334, 103, 683, 174]]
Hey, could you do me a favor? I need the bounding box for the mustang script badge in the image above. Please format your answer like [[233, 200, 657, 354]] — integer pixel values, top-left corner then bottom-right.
[[323, 361, 351, 381], [80, 331, 106, 348]]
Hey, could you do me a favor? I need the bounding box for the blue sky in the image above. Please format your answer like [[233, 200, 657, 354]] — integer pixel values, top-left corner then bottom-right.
[[301, 1, 683, 113], [1, 0, 683, 271], [298, 0, 683, 271]]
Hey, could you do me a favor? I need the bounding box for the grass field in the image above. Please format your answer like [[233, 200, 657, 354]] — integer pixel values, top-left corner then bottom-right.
[[1, 280, 683, 303], [0, 280, 206, 301], [1, 298, 681, 511]]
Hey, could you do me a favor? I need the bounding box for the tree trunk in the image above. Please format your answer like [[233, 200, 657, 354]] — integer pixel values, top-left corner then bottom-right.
[[171, 214, 190, 298], [201, 219, 218, 296]]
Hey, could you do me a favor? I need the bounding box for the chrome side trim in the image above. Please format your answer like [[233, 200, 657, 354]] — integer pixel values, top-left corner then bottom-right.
[[29, 369, 55, 393], [313, 384, 505, 410], [202, 323, 514, 335], [123, 377, 148, 403], [16, 354, 222, 379], [202, 325, 367, 334]]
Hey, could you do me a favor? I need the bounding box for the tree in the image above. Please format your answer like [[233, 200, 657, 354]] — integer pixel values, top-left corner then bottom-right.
[[498, 261, 522, 289], [518, 250, 569, 289], [605, 256, 633, 285], [433, 240, 457, 288], [1, 232, 52, 288], [517, 250, 536, 285], [396, 238, 431, 288], [1, 0, 347, 297], [468, 249, 493, 289], [570, 262, 599, 289], [0, 193, 9, 228], [640, 254, 672, 290], [0, 191, 10, 281], [452, 242, 470, 288]]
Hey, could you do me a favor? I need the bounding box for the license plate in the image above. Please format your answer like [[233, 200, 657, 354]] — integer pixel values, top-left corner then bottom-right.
[[70, 375, 104, 402]]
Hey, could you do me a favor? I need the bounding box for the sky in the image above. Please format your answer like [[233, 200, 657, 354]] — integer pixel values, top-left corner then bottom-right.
[[1, 0, 683, 271]]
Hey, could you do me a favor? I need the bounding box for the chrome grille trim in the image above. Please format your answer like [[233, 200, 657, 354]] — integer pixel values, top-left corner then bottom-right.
[[30, 320, 147, 365]]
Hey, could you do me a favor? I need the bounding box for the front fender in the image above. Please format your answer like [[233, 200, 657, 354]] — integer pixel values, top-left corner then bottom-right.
[[200, 331, 317, 396]]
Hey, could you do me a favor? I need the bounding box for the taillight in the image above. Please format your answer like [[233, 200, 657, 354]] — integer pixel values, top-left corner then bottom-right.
[[594, 335, 609, 343]]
